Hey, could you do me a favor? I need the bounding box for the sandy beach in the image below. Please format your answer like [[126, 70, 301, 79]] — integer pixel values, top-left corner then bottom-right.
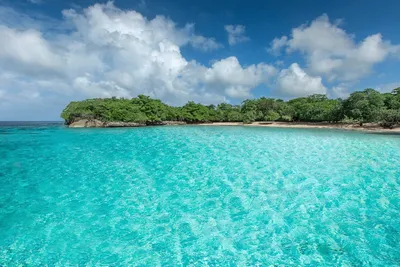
[[196, 121, 400, 133]]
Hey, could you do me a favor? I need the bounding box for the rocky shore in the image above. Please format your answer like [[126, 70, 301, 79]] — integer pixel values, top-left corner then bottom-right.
[[68, 119, 186, 128]]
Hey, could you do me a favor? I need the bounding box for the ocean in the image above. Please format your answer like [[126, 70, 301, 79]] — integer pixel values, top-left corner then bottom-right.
[[1, 122, 399, 265]]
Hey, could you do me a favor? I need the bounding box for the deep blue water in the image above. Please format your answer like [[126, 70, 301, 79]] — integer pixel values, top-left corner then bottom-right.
[[0, 123, 399, 266]]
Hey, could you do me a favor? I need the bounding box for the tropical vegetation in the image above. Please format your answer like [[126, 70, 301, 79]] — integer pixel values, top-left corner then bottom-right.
[[61, 88, 400, 128]]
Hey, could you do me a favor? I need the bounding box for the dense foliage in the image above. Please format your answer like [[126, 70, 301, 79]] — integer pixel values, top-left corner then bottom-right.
[[61, 88, 400, 127]]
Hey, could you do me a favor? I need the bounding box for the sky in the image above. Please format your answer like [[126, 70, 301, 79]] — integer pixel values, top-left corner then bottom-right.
[[0, 0, 400, 120]]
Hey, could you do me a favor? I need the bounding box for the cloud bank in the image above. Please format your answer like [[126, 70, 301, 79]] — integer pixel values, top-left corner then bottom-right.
[[0, 3, 273, 119], [270, 14, 400, 82]]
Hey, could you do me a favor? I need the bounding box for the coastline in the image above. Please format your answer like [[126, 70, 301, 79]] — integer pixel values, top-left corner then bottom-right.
[[68, 119, 400, 133], [197, 121, 400, 133]]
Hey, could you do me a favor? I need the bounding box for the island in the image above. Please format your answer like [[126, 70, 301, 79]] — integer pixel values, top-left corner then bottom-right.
[[61, 88, 400, 132]]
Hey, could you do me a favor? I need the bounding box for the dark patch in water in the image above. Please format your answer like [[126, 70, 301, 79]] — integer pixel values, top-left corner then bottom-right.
[[366, 132, 400, 136]]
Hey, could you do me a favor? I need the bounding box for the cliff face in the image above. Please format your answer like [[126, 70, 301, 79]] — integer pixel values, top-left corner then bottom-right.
[[67, 119, 186, 128]]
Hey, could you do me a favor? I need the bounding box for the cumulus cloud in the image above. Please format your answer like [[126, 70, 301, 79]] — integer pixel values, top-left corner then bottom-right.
[[0, 2, 273, 120], [203, 57, 277, 98], [276, 63, 327, 97], [268, 36, 287, 55], [331, 84, 350, 98], [189, 35, 223, 52], [224, 24, 249, 46], [28, 0, 43, 4], [0, 26, 63, 74], [375, 82, 400, 93], [270, 14, 400, 82]]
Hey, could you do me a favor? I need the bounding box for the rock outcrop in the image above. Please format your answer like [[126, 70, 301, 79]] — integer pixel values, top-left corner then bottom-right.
[[69, 119, 104, 128], [162, 121, 187, 125], [104, 122, 146, 127], [67, 119, 187, 128]]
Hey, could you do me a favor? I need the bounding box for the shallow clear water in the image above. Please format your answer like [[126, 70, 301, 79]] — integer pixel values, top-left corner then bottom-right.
[[0, 123, 399, 266]]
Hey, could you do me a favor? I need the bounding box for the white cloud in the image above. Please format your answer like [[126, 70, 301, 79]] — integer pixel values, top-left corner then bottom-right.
[[224, 24, 249, 46], [190, 35, 223, 52], [276, 63, 327, 97], [203, 57, 277, 98], [0, 2, 273, 120], [270, 14, 400, 82], [28, 0, 43, 4], [268, 36, 287, 55], [0, 26, 63, 74], [331, 84, 350, 98], [0, 71, 72, 120], [375, 82, 400, 93]]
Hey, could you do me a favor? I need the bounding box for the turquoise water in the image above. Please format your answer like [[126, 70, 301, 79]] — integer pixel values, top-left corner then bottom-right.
[[1, 123, 399, 266]]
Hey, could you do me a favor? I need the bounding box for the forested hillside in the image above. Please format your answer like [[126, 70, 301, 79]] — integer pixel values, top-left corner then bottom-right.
[[61, 88, 400, 127]]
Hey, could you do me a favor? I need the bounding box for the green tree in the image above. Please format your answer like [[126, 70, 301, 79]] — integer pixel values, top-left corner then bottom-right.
[[264, 111, 280, 121], [181, 101, 211, 122], [344, 89, 384, 125], [242, 110, 256, 124], [380, 109, 400, 128]]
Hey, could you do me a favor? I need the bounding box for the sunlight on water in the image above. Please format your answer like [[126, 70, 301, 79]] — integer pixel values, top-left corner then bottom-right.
[[0, 124, 399, 265]]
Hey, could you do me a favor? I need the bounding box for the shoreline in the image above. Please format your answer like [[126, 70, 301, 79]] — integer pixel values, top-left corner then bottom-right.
[[196, 122, 400, 133], [68, 119, 400, 133]]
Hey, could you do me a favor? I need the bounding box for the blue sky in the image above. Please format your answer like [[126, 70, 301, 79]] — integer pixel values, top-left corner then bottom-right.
[[1, 0, 400, 120]]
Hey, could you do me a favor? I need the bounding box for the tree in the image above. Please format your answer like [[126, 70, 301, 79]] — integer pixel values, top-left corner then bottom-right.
[[384, 88, 400, 110], [380, 109, 400, 128], [181, 101, 211, 122], [242, 110, 256, 124], [215, 103, 242, 122], [264, 111, 280, 121], [344, 89, 384, 125]]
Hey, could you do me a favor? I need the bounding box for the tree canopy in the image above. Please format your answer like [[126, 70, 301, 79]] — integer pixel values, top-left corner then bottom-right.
[[61, 89, 400, 127]]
